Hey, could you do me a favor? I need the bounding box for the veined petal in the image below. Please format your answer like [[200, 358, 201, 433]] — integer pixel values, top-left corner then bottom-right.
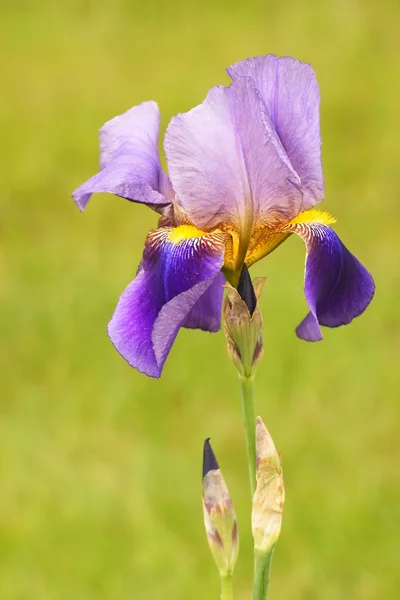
[[73, 101, 173, 212], [164, 78, 303, 250], [108, 226, 226, 377], [282, 211, 375, 340], [228, 55, 324, 210]]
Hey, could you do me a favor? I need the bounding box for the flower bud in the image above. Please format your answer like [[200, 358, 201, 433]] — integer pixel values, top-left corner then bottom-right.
[[252, 417, 285, 553], [223, 266, 266, 378], [202, 439, 239, 576]]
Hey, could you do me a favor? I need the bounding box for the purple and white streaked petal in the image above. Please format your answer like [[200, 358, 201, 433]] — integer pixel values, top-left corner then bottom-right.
[[228, 55, 324, 210], [164, 78, 303, 233], [73, 101, 173, 211], [108, 229, 225, 377], [291, 223, 375, 341]]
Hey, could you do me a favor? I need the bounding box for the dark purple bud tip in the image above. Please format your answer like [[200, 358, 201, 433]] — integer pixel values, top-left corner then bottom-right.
[[203, 438, 219, 478], [237, 264, 257, 316]]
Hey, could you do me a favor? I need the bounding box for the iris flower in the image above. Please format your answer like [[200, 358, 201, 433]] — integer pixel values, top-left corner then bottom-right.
[[73, 54, 374, 378]]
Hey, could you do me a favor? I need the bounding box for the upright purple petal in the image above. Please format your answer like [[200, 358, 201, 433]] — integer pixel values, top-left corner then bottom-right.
[[164, 78, 303, 235], [290, 223, 375, 341], [228, 55, 324, 210], [108, 228, 226, 377], [73, 101, 173, 211]]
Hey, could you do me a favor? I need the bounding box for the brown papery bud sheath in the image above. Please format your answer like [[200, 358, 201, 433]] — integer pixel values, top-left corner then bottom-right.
[[252, 417, 285, 553], [223, 267, 266, 378]]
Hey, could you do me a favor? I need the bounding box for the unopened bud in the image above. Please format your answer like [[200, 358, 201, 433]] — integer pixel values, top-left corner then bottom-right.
[[202, 439, 239, 576], [252, 417, 285, 553], [224, 267, 266, 378]]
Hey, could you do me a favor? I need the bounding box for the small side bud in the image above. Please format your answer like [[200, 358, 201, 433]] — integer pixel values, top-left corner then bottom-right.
[[223, 269, 266, 378], [202, 439, 239, 576], [252, 417, 285, 554]]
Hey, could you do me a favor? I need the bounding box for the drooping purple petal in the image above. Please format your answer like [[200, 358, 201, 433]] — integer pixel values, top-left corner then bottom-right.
[[228, 55, 324, 210], [164, 78, 303, 233], [183, 272, 226, 331], [107, 228, 226, 377], [72, 101, 173, 211], [292, 224, 375, 341]]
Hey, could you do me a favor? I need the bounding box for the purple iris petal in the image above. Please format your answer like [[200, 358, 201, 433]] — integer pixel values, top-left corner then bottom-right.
[[108, 231, 225, 377], [164, 77, 303, 232], [183, 272, 226, 331], [228, 55, 324, 210], [72, 101, 173, 211], [295, 224, 375, 341]]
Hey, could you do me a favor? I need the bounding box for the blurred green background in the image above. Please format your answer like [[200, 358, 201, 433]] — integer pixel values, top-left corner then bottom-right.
[[1, 0, 399, 598]]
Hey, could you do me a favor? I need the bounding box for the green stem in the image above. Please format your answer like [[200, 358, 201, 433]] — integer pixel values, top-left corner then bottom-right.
[[239, 375, 257, 496], [252, 548, 274, 600], [239, 375, 275, 599], [220, 573, 233, 600]]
